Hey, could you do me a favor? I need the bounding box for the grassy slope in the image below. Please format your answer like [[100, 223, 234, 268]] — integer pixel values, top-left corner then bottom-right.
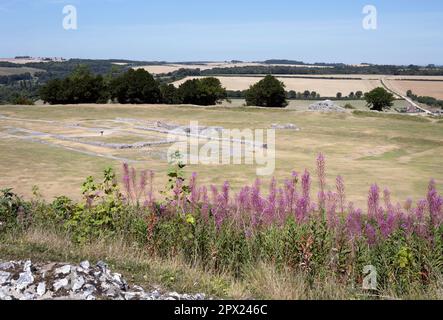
[[0, 103, 442, 208]]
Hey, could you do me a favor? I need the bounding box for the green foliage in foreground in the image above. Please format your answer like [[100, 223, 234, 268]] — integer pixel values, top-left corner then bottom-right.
[[1, 166, 442, 299]]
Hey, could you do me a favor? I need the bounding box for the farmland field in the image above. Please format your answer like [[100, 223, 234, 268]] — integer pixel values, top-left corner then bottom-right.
[[173, 76, 382, 97], [0, 103, 441, 209], [385, 79, 443, 99]]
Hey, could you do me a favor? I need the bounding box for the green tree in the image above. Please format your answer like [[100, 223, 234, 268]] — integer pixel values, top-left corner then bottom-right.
[[110, 69, 161, 104], [364, 87, 395, 111], [287, 90, 297, 99], [355, 91, 363, 99], [245, 75, 288, 108], [40, 65, 107, 104], [177, 77, 226, 106], [160, 83, 181, 104], [336, 92, 342, 99]]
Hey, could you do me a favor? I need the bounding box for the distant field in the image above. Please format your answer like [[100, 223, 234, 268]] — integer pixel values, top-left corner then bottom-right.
[[137, 63, 267, 74], [386, 80, 443, 99], [136, 62, 332, 74], [0, 58, 49, 64], [174, 76, 382, 97], [0, 104, 441, 209], [0, 66, 44, 76]]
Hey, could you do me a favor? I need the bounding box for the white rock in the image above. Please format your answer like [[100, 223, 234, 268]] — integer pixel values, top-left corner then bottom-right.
[[80, 261, 90, 270], [0, 271, 11, 285], [168, 292, 181, 300], [96, 261, 108, 270], [36, 282, 46, 296], [15, 272, 34, 291], [0, 262, 14, 270], [151, 289, 160, 298], [124, 292, 138, 300], [72, 276, 85, 291], [20, 292, 36, 300], [0, 288, 12, 300], [53, 278, 69, 291], [55, 265, 71, 275], [23, 260, 32, 273]]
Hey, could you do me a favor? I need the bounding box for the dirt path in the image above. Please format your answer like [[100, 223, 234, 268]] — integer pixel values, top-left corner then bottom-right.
[[381, 77, 434, 115]]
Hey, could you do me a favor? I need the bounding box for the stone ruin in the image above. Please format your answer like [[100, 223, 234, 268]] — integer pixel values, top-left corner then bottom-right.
[[0, 260, 207, 301], [308, 100, 346, 112]]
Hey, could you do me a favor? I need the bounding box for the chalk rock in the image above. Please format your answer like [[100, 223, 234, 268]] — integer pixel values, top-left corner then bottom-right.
[[15, 271, 34, 291], [36, 282, 46, 296], [55, 265, 71, 275]]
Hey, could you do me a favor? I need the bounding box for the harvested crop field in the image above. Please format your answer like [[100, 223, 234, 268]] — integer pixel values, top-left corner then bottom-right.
[[173, 76, 382, 97], [385, 80, 443, 99]]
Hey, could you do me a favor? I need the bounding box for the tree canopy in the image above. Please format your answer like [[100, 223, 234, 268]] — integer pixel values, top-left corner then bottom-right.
[[177, 77, 226, 106], [40, 65, 107, 104], [110, 69, 161, 104], [364, 87, 395, 111], [245, 75, 288, 108]]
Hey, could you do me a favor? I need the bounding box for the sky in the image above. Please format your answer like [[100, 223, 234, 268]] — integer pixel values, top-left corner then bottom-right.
[[1, 0, 443, 65]]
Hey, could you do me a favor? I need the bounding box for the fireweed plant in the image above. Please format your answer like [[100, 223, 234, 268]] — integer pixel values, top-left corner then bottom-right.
[[1, 153, 442, 295]]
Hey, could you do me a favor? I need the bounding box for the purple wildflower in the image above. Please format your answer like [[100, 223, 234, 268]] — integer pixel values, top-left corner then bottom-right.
[[427, 179, 443, 227], [301, 170, 311, 205], [368, 184, 380, 220], [326, 191, 338, 229], [336, 175, 346, 213], [316, 153, 326, 209], [365, 223, 377, 246], [346, 206, 362, 240]]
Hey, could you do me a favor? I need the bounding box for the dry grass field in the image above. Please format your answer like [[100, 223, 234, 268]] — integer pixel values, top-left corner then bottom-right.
[[173, 76, 382, 97], [385, 79, 443, 99], [0, 103, 442, 209]]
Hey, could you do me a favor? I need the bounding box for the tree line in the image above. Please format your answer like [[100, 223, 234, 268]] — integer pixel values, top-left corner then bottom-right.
[[38, 69, 396, 111], [39, 66, 227, 106], [407, 90, 443, 109], [228, 89, 365, 100], [242, 75, 395, 110], [163, 65, 443, 79]]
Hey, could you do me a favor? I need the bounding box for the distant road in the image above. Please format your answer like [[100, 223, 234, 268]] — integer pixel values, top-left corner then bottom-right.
[[380, 77, 434, 115]]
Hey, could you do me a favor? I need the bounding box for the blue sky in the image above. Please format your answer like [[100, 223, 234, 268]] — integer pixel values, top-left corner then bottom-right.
[[1, 0, 442, 64]]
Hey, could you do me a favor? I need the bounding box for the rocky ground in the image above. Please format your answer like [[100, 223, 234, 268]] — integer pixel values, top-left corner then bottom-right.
[[0, 260, 207, 301]]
